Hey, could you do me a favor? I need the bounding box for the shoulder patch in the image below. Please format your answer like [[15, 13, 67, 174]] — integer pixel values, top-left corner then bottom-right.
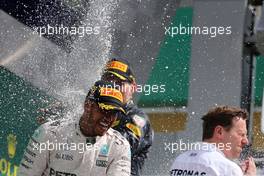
[[126, 123, 141, 139], [132, 115, 146, 128]]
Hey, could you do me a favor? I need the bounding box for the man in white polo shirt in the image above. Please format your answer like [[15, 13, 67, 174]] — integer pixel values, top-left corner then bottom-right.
[[170, 106, 256, 176]]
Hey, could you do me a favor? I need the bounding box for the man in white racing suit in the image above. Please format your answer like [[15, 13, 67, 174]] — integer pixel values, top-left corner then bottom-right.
[[18, 80, 131, 176], [170, 106, 256, 176]]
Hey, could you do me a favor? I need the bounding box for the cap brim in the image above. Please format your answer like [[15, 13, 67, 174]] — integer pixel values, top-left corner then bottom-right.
[[98, 102, 125, 114], [107, 71, 127, 81]]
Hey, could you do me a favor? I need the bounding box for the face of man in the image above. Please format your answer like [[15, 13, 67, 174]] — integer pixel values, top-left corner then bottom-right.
[[80, 101, 117, 137], [221, 117, 248, 159]]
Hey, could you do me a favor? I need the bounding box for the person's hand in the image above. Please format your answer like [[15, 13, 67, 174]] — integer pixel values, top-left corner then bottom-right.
[[241, 157, 256, 176]]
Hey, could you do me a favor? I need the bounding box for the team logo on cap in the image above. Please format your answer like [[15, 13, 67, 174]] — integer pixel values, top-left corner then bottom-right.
[[106, 61, 128, 72], [100, 87, 123, 102]]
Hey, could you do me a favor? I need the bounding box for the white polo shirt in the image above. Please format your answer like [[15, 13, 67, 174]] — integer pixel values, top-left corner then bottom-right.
[[170, 142, 244, 176]]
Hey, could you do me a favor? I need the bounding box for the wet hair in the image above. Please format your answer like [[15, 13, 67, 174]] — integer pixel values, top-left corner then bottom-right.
[[201, 105, 248, 140]]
